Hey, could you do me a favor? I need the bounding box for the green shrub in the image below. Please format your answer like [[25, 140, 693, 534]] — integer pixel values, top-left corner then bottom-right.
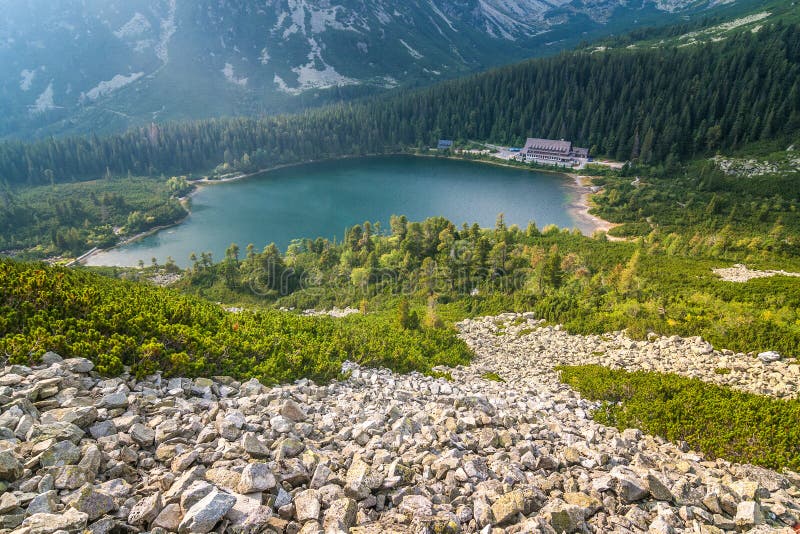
[[559, 365, 800, 471], [0, 259, 472, 383]]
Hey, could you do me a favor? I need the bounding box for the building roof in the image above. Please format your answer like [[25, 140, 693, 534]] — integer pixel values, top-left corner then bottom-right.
[[523, 138, 572, 153], [437, 139, 454, 149]]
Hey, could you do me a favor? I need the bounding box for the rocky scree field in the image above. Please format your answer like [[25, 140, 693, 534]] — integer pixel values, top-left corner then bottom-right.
[[1, 314, 800, 532]]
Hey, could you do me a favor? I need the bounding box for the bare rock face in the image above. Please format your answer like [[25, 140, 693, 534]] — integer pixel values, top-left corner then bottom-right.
[[0, 314, 799, 533]]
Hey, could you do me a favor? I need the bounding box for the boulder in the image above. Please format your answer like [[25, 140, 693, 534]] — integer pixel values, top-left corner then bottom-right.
[[42, 406, 98, 428], [757, 351, 781, 363], [128, 492, 162, 526], [20, 508, 89, 534], [398, 494, 433, 519], [0, 450, 24, 481], [270, 415, 294, 433], [205, 467, 241, 492], [28, 422, 85, 444], [53, 465, 93, 490], [241, 432, 271, 458], [225, 492, 268, 526], [279, 399, 307, 422], [563, 492, 602, 517], [0, 491, 19, 514], [295, 489, 322, 522], [66, 483, 116, 521], [275, 437, 305, 459], [238, 462, 277, 493], [129, 423, 155, 447], [178, 489, 236, 533], [155, 419, 182, 444], [26, 491, 58, 515], [491, 490, 524, 525], [62, 358, 94, 373], [646, 473, 675, 502], [40, 352, 63, 364], [39, 440, 81, 467], [540, 500, 585, 533], [163, 465, 206, 502], [734, 501, 764, 529], [344, 457, 373, 500], [611, 466, 649, 503], [323, 498, 358, 532], [100, 392, 128, 409], [153, 503, 183, 531], [180, 480, 214, 512], [88, 420, 116, 439]]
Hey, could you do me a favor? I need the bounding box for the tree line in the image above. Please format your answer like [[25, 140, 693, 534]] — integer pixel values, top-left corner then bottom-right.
[[0, 22, 798, 186], [176, 209, 800, 357]]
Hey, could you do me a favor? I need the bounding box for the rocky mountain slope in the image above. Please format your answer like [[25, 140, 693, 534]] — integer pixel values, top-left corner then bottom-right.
[[0, 0, 766, 139], [0, 313, 798, 533]]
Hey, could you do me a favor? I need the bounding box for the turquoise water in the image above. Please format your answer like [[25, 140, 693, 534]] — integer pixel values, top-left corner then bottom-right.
[[87, 156, 578, 267]]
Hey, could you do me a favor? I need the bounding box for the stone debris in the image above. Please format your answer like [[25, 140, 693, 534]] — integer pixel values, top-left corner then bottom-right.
[[711, 155, 800, 178], [0, 316, 798, 533], [301, 307, 361, 318], [713, 264, 800, 283], [758, 351, 783, 364], [473, 313, 799, 400]]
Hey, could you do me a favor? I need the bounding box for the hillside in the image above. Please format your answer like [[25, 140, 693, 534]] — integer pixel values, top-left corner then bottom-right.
[[3, 7, 800, 531], [586, 0, 800, 50], [1, 19, 798, 191], [1, 0, 773, 140], [1, 273, 799, 532]]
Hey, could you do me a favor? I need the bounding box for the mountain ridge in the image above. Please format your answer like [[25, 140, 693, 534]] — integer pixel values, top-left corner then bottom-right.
[[1, 0, 768, 140]]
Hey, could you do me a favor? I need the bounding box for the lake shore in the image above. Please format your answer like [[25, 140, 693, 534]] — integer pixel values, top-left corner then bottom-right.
[[76, 153, 619, 266], [564, 173, 620, 236], [412, 153, 620, 236], [78, 196, 192, 267]]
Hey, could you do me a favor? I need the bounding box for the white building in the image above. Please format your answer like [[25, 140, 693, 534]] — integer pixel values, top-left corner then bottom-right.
[[517, 138, 589, 166]]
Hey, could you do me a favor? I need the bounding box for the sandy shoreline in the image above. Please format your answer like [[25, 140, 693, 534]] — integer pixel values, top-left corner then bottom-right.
[[564, 174, 620, 236], [76, 153, 619, 266]]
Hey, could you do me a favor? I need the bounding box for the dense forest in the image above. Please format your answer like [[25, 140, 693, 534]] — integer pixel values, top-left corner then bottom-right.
[[0, 176, 192, 255], [1, 22, 798, 186]]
